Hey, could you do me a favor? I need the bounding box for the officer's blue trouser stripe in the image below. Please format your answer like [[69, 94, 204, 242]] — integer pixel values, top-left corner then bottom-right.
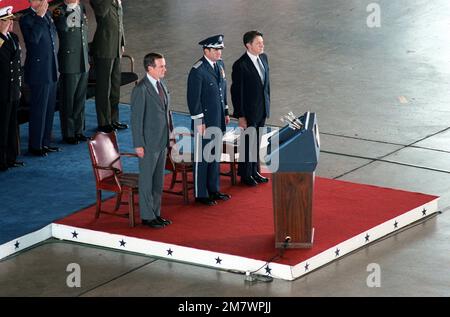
[[194, 132, 200, 197]]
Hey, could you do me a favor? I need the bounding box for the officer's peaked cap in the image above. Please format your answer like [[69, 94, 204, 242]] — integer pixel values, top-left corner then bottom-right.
[[198, 34, 224, 49], [0, 6, 14, 20]]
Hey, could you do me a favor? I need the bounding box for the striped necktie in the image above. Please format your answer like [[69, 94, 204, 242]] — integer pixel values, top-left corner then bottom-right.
[[157, 81, 166, 107], [256, 57, 265, 83]]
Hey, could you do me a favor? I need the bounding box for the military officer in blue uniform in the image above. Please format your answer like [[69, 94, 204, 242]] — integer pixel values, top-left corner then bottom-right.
[[0, 6, 24, 171], [53, 0, 89, 145], [20, 0, 60, 156], [187, 34, 231, 206]]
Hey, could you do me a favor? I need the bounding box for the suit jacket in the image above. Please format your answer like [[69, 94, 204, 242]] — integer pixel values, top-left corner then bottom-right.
[[53, 3, 89, 74], [20, 8, 58, 85], [131, 76, 170, 153], [90, 0, 125, 59], [187, 56, 229, 132], [0, 32, 22, 102], [231, 52, 270, 124]]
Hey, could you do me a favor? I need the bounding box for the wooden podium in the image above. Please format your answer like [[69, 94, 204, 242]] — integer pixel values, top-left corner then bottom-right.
[[272, 172, 314, 248], [265, 112, 319, 249]]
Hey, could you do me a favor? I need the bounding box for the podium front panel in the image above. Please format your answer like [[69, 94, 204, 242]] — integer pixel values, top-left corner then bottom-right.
[[272, 172, 314, 248]]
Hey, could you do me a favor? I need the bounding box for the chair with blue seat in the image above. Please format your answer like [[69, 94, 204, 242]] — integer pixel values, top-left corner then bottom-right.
[[163, 110, 194, 204]]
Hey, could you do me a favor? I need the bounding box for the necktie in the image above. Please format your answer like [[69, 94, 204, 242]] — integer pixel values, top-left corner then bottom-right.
[[156, 81, 166, 107], [8, 33, 16, 51], [214, 63, 220, 78], [157, 81, 170, 142], [256, 57, 265, 83], [43, 13, 50, 24]]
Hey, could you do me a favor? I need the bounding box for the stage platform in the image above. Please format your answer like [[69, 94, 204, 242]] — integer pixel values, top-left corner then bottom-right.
[[0, 102, 439, 280], [1, 172, 438, 281], [48, 175, 438, 281]]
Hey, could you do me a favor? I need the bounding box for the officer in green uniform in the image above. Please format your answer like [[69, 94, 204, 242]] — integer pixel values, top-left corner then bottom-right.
[[53, 0, 89, 144], [90, 0, 128, 133]]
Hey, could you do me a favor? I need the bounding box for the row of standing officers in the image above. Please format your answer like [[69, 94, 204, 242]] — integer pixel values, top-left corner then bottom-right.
[[0, 0, 127, 171]]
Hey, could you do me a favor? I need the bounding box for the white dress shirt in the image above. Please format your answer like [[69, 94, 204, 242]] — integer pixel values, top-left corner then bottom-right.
[[146, 73, 159, 94], [246, 51, 265, 82]]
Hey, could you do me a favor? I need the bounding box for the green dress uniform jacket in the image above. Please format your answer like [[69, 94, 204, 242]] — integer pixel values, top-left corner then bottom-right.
[[89, 0, 126, 129], [90, 0, 125, 58], [53, 3, 89, 74]]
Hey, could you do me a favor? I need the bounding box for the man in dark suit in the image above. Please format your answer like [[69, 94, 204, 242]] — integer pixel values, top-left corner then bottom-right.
[[187, 35, 231, 206], [53, 0, 89, 145], [131, 52, 172, 229], [90, 0, 127, 133], [0, 6, 24, 171], [20, 0, 60, 156], [231, 30, 270, 186]]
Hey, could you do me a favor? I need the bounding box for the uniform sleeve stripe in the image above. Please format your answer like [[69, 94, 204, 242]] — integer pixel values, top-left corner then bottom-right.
[[191, 113, 204, 120]]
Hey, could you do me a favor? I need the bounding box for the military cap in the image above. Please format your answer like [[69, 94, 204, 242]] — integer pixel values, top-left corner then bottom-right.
[[198, 34, 224, 49], [0, 6, 14, 21]]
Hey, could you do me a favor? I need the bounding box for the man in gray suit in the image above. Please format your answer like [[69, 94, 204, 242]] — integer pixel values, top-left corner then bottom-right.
[[131, 52, 172, 228]]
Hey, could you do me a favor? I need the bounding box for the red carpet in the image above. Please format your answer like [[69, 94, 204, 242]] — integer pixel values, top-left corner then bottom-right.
[[56, 171, 438, 267]]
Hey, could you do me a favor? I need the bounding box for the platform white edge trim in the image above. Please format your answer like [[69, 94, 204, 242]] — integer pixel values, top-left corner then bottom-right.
[[1, 198, 438, 280], [50, 198, 437, 281], [51, 223, 294, 280], [291, 198, 439, 279], [0, 224, 52, 260]]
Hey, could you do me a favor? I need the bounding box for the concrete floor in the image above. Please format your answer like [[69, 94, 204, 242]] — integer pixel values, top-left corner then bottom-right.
[[2, 0, 450, 296]]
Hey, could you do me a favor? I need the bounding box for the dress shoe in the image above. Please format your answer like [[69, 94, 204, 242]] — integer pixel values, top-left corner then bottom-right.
[[195, 197, 217, 206], [43, 145, 61, 153], [97, 125, 115, 133], [64, 137, 79, 145], [75, 134, 89, 142], [28, 148, 48, 157], [241, 176, 258, 187], [8, 161, 25, 168], [112, 121, 129, 130], [209, 192, 231, 201], [157, 216, 172, 225], [253, 173, 269, 184], [142, 218, 165, 228]]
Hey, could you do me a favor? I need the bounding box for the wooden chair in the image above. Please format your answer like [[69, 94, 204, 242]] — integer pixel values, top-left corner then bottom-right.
[[87, 131, 139, 227], [163, 111, 194, 203], [221, 128, 240, 185]]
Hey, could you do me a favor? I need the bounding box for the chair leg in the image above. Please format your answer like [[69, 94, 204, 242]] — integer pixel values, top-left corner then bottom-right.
[[182, 170, 189, 204], [95, 190, 102, 219], [128, 191, 135, 227], [170, 171, 177, 189], [115, 192, 122, 211], [231, 162, 237, 185]]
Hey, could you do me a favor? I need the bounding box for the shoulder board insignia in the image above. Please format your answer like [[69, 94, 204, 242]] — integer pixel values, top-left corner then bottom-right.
[[192, 60, 203, 69], [0, 38, 4, 48]]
